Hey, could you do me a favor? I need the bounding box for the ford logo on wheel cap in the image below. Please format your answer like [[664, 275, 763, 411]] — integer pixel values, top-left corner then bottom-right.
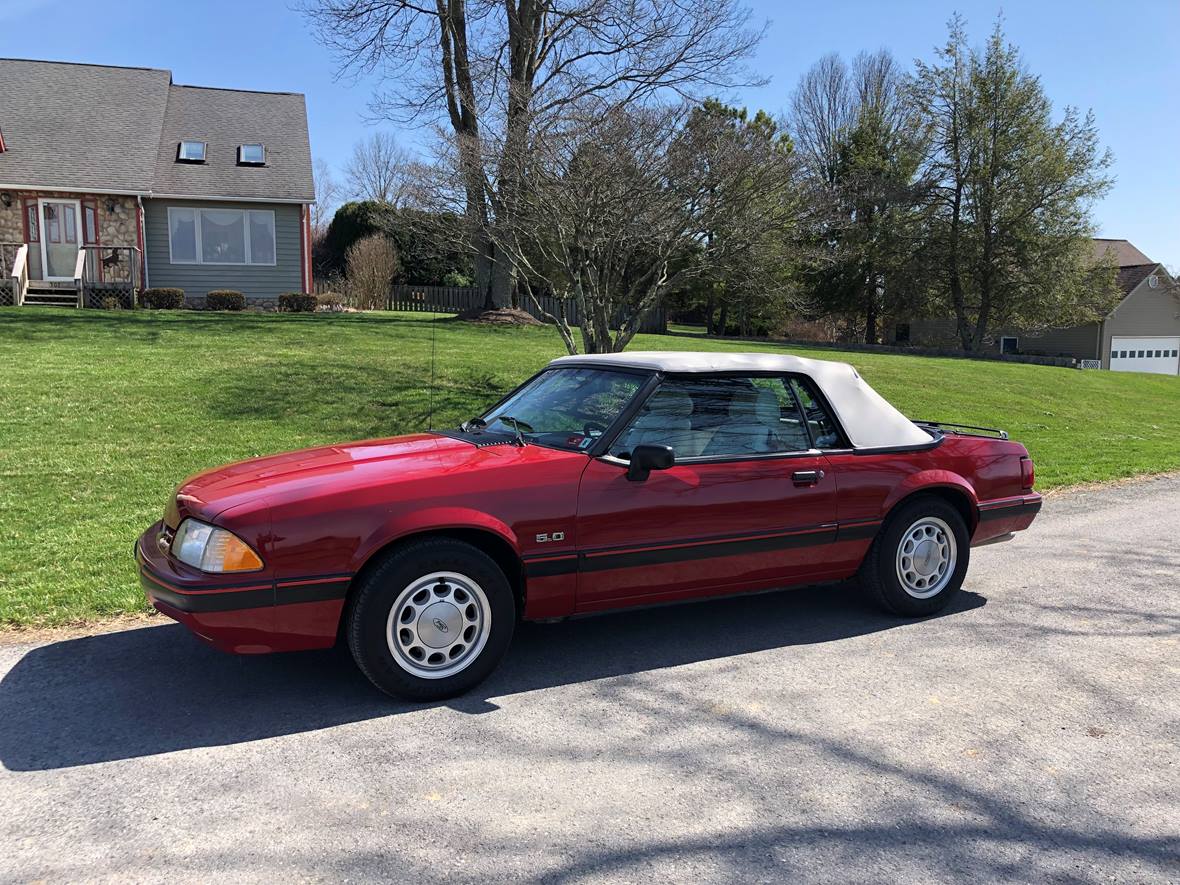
[[433, 617, 449, 633]]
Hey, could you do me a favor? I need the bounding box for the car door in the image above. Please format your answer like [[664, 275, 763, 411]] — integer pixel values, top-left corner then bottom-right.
[[574, 373, 840, 612]]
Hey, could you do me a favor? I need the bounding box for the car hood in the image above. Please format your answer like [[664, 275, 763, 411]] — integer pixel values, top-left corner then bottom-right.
[[168, 432, 541, 524]]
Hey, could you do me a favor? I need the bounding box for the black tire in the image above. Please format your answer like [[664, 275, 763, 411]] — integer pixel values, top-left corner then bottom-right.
[[860, 496, 970, 617], [345, 538, 516, 701]]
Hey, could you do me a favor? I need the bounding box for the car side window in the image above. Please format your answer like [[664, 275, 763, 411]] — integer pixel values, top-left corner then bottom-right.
[[612, 375, 812, 460], [789, 378, 842, 448]]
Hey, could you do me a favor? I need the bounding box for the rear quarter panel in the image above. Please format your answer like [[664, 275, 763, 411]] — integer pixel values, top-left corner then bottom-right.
[[824, 435, 1037, 558]]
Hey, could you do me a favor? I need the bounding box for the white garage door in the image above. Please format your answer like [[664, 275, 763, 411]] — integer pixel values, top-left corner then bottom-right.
[[1110, 337, 1180, 375]]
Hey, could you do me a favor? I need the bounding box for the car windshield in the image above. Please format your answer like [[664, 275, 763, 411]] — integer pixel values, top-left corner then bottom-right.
[[479, 367, 648, 451]]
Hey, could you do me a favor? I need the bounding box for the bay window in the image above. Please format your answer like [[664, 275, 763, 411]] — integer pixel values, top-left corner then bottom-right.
[[167, 207, 276, 265]]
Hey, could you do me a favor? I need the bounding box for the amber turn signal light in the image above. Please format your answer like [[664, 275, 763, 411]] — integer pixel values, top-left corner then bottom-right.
[[172, 518, 264, 573]]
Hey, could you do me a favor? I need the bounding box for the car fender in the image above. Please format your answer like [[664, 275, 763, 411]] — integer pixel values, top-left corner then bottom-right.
[[880, 469, 979, 526], [350, 506, 521, 574]]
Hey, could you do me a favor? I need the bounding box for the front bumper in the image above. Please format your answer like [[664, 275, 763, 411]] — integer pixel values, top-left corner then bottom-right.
[[136, 521, 283, 653], [136, 521, 351, 654]]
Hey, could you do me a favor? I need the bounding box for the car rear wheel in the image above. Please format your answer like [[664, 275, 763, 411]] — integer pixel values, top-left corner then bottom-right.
[[860, 496, 970, 616], [346, 538, 516, 701]]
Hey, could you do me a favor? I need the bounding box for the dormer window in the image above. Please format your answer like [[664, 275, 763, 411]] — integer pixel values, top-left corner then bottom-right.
[[177, 141, 206, 163], [238, 143, 265, 166]]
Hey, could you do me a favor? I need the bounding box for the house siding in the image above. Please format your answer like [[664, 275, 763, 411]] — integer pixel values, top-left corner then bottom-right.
[[1101, 269, 1180, 368], [143, 199, 303, 304], [1018, 323, 1101, 360], [907, 317, 1102, 361]]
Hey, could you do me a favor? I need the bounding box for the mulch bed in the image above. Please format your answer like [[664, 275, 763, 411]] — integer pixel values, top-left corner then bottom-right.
[[455, 307, 545, 327]]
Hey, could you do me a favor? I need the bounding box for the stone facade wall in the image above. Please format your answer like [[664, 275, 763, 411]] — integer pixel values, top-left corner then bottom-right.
[[97, 194, 139, 247], [0, 198, 23, 244]]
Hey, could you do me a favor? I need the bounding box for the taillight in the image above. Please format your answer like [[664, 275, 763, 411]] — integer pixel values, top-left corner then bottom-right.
[[1020, 456, 1035, 490]]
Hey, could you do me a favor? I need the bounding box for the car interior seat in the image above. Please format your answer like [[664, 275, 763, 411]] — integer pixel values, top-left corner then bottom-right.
[[617, 389, 703, 457]]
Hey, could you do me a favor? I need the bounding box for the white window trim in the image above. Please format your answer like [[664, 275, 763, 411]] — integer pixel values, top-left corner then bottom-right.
[[1000, 336, 1019, 354], [167, 206, 277, 267]]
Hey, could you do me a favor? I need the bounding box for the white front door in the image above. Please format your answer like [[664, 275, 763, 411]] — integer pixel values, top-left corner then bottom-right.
[[37, 199, 82, 280], [1110, 337, 1180, 376]]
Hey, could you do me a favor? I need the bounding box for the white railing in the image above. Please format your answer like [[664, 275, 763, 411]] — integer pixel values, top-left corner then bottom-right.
[[73, 248, 87, 308], [10, 244, 29, 307]]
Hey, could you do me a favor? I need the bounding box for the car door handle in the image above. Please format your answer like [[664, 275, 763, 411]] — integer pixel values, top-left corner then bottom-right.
[[792, 469, 824, 486]]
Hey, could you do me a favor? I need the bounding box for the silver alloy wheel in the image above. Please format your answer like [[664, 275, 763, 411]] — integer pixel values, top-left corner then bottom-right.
[[895, 516, 957, 599], [385, 571, 492, 679]]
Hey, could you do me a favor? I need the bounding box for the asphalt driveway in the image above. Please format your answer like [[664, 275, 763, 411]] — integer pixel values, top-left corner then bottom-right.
[[1, 475, 1177, 883]]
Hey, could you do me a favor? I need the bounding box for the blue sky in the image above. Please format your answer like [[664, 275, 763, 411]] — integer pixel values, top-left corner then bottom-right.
[[4, 0, 1177, 268]]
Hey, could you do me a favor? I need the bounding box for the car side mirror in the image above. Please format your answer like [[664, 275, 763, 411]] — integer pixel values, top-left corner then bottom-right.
[[626, 444, 675, 482]]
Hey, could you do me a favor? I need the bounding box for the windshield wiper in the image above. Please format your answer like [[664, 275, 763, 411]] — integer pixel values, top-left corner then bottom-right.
[[495, 415, 533, 446], [460, 416, 487, 434]]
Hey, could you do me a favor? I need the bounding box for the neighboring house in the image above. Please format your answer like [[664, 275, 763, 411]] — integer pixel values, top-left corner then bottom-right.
[[0, 58, 314, 308], [903, 239, 1180, 376]]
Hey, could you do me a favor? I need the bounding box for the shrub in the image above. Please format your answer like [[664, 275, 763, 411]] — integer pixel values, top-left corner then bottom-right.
[[140, 288, 184, 309], [205, 290, 246, 311], [315, 292, 345, 312], [279, 292, 317, 312], [441, 270, 473, 288], [318, 201, 472, 283], [346, 234, 399, 310], [101, 296, 123, 311]]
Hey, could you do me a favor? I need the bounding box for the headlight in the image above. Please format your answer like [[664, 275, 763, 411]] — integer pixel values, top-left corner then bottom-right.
[[171, 519, 263, 573]]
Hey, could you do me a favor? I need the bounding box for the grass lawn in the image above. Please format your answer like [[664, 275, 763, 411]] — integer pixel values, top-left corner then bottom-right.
[[2, 307, 1178, 627]]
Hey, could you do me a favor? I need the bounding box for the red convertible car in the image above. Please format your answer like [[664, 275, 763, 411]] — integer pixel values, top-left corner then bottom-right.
[[136, 352, 1040, 700]]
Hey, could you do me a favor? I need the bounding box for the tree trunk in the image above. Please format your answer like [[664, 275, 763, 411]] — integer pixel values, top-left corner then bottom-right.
[[704, 287, 717, 335], [948, 185, 974, 351], [489, 250, 515, 309], [473, 235, 494, 309]]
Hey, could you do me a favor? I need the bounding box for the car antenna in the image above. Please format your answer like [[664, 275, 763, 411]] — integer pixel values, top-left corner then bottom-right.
[[427, 306, 437, 431]]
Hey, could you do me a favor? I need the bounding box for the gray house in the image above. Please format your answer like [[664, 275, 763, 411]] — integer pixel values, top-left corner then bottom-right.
[[0, 58, 314, 308], [905, 239, 1180, 376]]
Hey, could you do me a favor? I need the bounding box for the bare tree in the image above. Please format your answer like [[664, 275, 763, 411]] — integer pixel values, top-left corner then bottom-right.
[[305, 0, 766, 311], [791, 53, 854, 189], [345, 234, 401, 309], [345, 132, 425, 205], [486, 103, 801, 354], [312, 158, 343, 239]]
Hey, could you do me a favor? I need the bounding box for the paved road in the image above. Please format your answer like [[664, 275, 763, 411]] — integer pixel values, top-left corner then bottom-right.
[[2, 476, 1178, 883]]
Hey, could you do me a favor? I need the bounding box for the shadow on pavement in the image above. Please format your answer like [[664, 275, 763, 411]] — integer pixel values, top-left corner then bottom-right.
[[0, 583, 984, 770]]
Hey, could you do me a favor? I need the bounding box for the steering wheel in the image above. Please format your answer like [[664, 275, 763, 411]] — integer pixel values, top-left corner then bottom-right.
[[583, 421, 608, 438]]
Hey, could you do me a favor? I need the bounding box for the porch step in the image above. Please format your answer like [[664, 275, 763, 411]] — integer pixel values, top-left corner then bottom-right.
[[23, 288, 79, 307]]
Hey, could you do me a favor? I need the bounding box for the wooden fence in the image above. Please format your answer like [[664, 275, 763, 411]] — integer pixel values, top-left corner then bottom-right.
[[315, 281, 666, 334]]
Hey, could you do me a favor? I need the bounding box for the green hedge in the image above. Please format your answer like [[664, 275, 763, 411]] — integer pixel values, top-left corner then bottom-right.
[[206, 290, 246, 311], [279, 292, 317, 312], [140, 288, 184, 310]]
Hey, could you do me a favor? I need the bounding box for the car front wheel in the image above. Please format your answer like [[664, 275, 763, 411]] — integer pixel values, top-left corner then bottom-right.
[[860, 496, 970, 616], [345, 538, 516, 701]]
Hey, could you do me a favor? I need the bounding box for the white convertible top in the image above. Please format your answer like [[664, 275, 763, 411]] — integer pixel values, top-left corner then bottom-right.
[[547, 351, 934, 450]]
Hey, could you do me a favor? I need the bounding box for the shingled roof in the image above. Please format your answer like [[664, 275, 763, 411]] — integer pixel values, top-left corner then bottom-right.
[[1092, 238, 1154, 267], [0, 58, 313, 202], [1115, 263, 1161, 296], [0, 59, 171, 193]]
